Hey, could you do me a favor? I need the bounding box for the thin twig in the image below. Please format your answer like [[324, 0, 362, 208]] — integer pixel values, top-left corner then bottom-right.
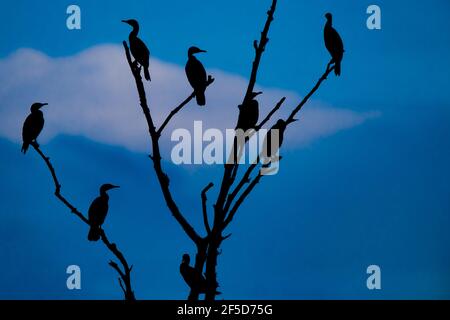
[[286, 61, 334, 124], [243, 0, 278, 103], [223, 172, 263, 229], [157, 76, 215, 135], [201, 182, 214, 236]]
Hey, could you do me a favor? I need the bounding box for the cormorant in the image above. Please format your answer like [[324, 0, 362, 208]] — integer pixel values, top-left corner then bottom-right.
[[180, 253, 217, 294], [122, 19, 151, 81], [236, 92, 262, 132], [21, 102, 47, 154], [324, 13, 344, 76], [185, 46, 208, 106], [262, 119, 288, 162], [87, 184, 120, 242]]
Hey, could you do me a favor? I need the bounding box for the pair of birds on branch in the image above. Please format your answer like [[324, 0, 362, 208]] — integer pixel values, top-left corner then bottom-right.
[[21, 103, 120, 242], [122, 19, 209, 106], [235, 12, 344, 162]]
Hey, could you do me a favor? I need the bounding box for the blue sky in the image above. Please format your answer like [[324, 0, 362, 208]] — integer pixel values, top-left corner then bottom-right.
[[0, 0, 449, 299]]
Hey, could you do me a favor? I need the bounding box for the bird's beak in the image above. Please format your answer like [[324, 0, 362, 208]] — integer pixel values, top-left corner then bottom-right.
[[199, 49, 207, 53], [110, 185, 120, 190], [39, 103, 48, 109], [121, 20, 128, 24]]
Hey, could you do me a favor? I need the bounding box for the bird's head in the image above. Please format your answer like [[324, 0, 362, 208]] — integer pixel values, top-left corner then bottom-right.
[[30, 102, 48, 112], [188, 46, 207, 57], [182, 253, 190, 264], [251, 91, 263, 99], [121, 19, 139, 29], [275, 119, 286, 128], [325, 13, 332, 21], [100, 183, 120, 193], [272, 119, 288, 132]]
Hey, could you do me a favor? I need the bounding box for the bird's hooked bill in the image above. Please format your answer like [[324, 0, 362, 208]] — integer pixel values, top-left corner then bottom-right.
[[39, 103, 48, 108]]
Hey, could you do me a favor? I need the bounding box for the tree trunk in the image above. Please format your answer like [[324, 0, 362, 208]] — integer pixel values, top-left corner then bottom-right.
[[205, 234, 222, 301]]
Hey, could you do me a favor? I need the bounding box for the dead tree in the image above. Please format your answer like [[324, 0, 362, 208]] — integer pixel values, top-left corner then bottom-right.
[[28, 142, 135, 300], [123, 0, 337, 300]]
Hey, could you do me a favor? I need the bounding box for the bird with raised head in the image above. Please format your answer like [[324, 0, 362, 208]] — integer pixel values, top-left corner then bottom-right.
[[87, 184, 120, 242], [21, 102, 47, 154], [324, 12, 344, 76], [185, 46, 208, 106], [122, 19, 151, 81]]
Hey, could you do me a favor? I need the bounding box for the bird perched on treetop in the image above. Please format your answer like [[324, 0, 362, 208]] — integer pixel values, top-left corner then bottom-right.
[[236, 92, 262, 133], [122, 19, 151, 81], [87, 184, 120, 241], [185, 46, 208, 106], [180, 253, 220, 294], [324, 13, 344, 76], [21, 102, 47, 154]]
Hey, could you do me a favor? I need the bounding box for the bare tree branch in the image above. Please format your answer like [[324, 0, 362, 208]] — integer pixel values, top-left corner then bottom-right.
[[286, 61, 334, 124], [224, 161, 258, 214], [224, 172, 263, 229], [201, 182, 214, 235], [30, 142, 135, 300], [243, 0, 278, 103], [123, 41, 203, 246], [222, 60, 336, 229], [157, 76, 215, 135], [255, 96, 286, 130], [204, 0, 279, 301]]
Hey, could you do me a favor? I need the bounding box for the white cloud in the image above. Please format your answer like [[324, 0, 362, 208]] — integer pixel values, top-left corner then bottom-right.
[[0, 45, 379, 153]]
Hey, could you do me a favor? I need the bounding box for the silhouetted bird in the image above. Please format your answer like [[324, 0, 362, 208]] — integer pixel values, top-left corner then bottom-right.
[[21, 102, 47, 154], [324, 13, 344, 76], [180, 253, 220, 294], [122, 19, 151, 81], [236, 91, 262, 132], [87, 184, 120, 241], [261, 119, 288, 162], [185, 47, 208, 106]]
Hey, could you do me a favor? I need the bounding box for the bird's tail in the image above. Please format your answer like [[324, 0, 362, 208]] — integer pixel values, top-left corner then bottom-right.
[[88, 226, 101, 241], [144, 67, 151, 81], [195, 90, 206, 106], [334, 62, 341, 76], [21, 142, 29, 154]]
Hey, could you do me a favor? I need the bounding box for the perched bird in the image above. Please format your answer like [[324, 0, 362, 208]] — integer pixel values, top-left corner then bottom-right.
[[236, 92, 262, 133], [87, 184, 120, 241], [261, 119, 288, 162], [122, 19, 151, 81], [21, 102, 47, 154], [324, 13, 344, 76], [185, 46, 208, 106], [180, 253, 220, 294]]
